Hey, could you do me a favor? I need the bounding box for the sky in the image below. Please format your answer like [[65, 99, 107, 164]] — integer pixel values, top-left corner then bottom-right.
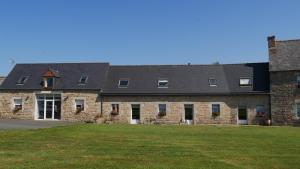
[[0, 0, 300, 75]]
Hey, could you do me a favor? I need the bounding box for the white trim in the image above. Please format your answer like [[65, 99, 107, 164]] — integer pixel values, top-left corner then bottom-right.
[[210, 102, 221, 118], [183, 103, 194, 125], [118, 79, 129, 88], [237, 105, 248, 125], [74, 98, 86, 111], [130, 103, 141, 124], [157, 103, 168, 116], [11, 97, 23, 111], [34, 93, 62, 120]]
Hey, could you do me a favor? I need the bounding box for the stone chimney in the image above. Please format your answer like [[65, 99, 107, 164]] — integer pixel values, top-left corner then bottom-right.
[[268, 35, 276, 54], [268, 36, 276, 48]]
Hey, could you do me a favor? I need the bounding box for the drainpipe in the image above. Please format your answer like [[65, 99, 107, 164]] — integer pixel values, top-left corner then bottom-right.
[[99, 89, 103, 117]]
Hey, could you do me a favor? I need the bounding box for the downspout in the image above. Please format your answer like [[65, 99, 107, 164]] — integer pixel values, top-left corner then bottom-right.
[[99, 89, 103, 117]]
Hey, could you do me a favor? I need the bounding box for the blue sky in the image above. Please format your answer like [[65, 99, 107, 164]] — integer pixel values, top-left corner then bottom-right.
[[0, 0, 300, 75]]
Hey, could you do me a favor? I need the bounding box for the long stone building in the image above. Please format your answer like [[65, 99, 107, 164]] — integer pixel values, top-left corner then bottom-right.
[[0, 36, 299, 125]]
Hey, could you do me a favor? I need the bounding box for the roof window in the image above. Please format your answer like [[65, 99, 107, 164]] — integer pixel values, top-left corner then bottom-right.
[[118, 79, 129, 88], [158, 79, 169, 88], [209, 78, 217, 87], [16, 76, 29, 85], [79, 75, 88, 84], [239, 78, 252, 86]]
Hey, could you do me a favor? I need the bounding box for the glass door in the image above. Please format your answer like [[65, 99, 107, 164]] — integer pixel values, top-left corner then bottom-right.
[[131, 104, 140, 124], [238, 106, 248, 125], [45, 100, 53, 119], [184, 104, 194, 125]]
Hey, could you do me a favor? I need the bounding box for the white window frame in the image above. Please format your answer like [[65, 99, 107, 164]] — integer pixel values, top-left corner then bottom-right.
[[75, 98, 85, 112], [157, 103, 167, 116], [239, 78, 252, 86], [209, 78, 217, 87], [79, 75, 88, 84], [12, 97, 23, 111], [16, 76, 29, 85], [158, 79, 169, 88], [118, 79, 129, 88]]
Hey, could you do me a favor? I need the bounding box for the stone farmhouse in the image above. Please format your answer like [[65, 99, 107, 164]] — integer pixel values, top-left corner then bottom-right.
[[0, 36, 299, 125]]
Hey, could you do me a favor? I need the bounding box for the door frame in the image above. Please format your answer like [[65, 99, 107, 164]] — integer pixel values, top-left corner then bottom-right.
[[35, 92, 62, 121], [130, 103, 141, 124], [237, 106, 248, 125], [184, 104, 194, 125]]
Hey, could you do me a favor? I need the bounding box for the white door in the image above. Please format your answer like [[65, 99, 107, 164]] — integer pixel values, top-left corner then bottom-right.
[[131, 104, 140, 124], [238, 106, 248, 125], [184, 104, 194, 125]]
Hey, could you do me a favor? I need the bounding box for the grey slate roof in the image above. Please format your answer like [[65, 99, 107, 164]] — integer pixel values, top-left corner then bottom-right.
[[103, 63, 269, 95], [0, 63, 109, 90], [0, 62, 269, 95], [269, 39, 300, 72]]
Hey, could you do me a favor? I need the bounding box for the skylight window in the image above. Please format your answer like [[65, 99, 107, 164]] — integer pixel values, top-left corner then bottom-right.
[[16, 76, 29, 85], [158, 79, 168, 88], [209, 78, 217, 87], [118, 79, 129, 88], [79, 75, 88, 84], [239, 78, 252, 86]]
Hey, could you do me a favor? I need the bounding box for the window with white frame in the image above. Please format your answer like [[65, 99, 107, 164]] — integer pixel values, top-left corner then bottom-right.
[[44, 77, 54, 88], [297, 103, 300, 118], [256, 105, 266, 117], [13, 98, 22, 111], [297, 76, 300, 88], [158, 104, 167, 116], [79, 75, 88, 84], [212, 104, 220, 117], [118, 79, 129, 88], [16, 76, 29, 85], [111, 104, 119, 115], [158, 79, 168, 88], [209, 78, 217, 87], [239, 78, 252, 86], [75, 99, 85, 112]]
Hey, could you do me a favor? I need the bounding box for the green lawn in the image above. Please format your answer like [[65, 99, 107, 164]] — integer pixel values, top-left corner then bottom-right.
[[0, 124, 300, 169]]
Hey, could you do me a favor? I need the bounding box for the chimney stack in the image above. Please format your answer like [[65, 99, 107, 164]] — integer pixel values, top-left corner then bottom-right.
[[267, 35, 276, 49]]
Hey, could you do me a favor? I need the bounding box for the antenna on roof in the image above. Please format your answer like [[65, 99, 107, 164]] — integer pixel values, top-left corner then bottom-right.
[[9, 58, 16, 67]]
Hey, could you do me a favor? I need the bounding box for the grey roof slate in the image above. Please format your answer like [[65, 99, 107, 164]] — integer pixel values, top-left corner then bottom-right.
[[0, 62, 269, 95], [103, 63, 269, 95], [269, 39, 300, 71], [0, 63, 109, 90]]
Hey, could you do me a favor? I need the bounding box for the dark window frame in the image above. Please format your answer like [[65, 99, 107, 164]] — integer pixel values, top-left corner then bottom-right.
[[212, 104, 220, 117]]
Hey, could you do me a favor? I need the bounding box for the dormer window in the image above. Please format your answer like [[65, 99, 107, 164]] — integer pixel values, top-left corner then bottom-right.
[[44, 77, 54, 88], [209, 78, 217, 87], [158, 79, 168, 88], [42, 68, 59, 89], [79, 75, 88, 85], [16, 76, 29, 85], [239, 78, 252, 86], [118, 79, 129, 88]]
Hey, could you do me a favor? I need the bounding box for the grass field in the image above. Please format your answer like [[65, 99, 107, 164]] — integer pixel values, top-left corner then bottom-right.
[[0, 124, 300, 169]]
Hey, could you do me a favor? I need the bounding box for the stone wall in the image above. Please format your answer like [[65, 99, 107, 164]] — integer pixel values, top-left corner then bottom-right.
[[61, 91, 101, 122], [0, 91, 270, 124], [0, 91, 35, 119], [270, 71, 300, 125], [102, 95, 270, 125]]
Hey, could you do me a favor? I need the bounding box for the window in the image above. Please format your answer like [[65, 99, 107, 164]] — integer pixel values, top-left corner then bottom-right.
[[297, 76, 300, 88], [118, 79, 129, 88], [79, 75, 88, 84], [256, 105, 266, 117], [111, 104, 119, 115], [13, 98, 22, 111], [209, 78, 217, 87], [158, 104, 167, 116], [44, 77, 54, 88], [158, 79, 168, 88], [16, 76, 29, 85], [212, 104, 220, 117], [297, 103, 300, 118], [239, 78, 252, 86], [75, 99, 85, 112]]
